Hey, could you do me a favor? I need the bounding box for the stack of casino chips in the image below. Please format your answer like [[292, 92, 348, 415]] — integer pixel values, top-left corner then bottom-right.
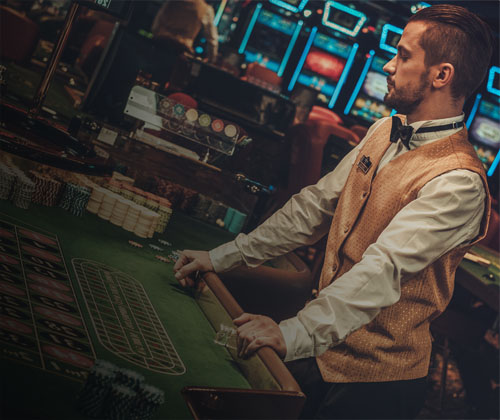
[[76, 360, 164, 420], [134, 207, 160, 238], [0, 163, 16, 200], [155, 198, 172, 234], [59, 182, 91, 216], [76, 360, 117, 418], [10, 168, 36, 209], [86, 186, 107, 214], [122, 204, 141, 232], [109, 196, 131, 227], [29, 171, 63, 206], [97, 189, 119, 221]]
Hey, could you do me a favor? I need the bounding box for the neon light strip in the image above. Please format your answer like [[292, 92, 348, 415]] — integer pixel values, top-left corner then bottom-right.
[[344, 50, 375, 114], [379, 24, 403, 55], [288, 26, 317, 91], [488, 151, 500, 176], [466, 93, 482, 128], [328, 42, 359, 108], [238, 3, 262, 54], [269, 0, 309, 13], [214, 0, 227, 26], [278, 20, 303, 77], [487, 66, 500, 97], [322, 1, 367, 38]]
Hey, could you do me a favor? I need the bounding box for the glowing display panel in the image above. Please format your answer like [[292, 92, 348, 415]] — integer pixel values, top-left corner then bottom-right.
[[469, 99, 500, 176], [241, 8, 301, 75], [345, 55, 393, 123], [295, 33, 356, 105]]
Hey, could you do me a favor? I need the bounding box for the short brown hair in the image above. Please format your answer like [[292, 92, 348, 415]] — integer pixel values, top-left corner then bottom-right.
[[408, 4, 494, 100]]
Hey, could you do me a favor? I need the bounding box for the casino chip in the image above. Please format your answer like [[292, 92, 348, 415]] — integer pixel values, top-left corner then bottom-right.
[[158, 239, 171, 247], [149, 244, 163, 251], [76, 362, 116, 418], [155, 255, 169, 263], [128, 240, 143, 248], [132, 383, 165, 420]]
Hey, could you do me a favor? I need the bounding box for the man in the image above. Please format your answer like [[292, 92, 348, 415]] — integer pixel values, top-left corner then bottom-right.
[[173, 4, 493, 419], [151, 0, 218, 62]]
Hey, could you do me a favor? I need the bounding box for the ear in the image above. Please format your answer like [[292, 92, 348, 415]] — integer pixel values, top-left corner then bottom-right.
[[432, 63, 455, 89]]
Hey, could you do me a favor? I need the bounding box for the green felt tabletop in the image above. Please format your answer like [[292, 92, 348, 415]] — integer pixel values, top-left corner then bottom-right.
[[0, 201, 251, 419]]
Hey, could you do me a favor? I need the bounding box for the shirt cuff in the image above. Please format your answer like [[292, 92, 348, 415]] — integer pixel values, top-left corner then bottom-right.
[[209, 241, 244, 273], [279, 316, 315, 362]]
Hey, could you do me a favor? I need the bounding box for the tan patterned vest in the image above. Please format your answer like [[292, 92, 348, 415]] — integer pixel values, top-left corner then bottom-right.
[[316, 116, 490, 382]]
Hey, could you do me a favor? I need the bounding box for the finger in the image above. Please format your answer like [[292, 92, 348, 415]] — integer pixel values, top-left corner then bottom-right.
[[242, 336, 270, 358], [173, 253, 191, 272], [179, 276, 195, 288], [237, 331, 254, 358], [233, 313, 255, 326], [175, 260, 200, 281]]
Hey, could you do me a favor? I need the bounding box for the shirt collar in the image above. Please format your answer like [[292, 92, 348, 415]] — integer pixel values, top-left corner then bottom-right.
[[402, 113, 465, 149]]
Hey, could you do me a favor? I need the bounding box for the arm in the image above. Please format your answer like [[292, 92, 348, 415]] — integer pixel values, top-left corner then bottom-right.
[[279, 169, 486, 361], [201, 5, 218, 62]]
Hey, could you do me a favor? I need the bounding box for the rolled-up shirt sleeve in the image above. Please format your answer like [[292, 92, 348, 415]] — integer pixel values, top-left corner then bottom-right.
[[209, 119, 387, 273], [280, 169, 486, 362]]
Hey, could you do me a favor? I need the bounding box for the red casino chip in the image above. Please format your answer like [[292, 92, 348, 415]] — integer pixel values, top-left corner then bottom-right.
[[18, 229, 57, 246], [34, 306, 83, 327], [42, 344, 94, 368], [27, 273, 70, 292], [211, 119, 224, 132], [0, 315, 33, 335], [21, 245, 62, 263]]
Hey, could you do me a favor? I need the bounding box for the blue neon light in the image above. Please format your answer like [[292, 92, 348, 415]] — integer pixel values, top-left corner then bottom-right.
[[487, 66, 500, 97], [328, 42, 359, 108], [239, 3, 262, 54], [288, 26, 317, 91], [213, 0, 226, 26], [344, 50, 375, 114], [269, 0, 309, 13], [379, 24, 403, 55], [243, 51, 280, 72], [278, 20, 303, 77], [466, 93, 482, 128], [322, 1, 367, 38], [487, 151, 500, 176]]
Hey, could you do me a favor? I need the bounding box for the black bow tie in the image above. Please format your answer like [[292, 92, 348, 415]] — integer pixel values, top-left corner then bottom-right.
[[390, 117, 414, 149], [389, 116, 465, 149]]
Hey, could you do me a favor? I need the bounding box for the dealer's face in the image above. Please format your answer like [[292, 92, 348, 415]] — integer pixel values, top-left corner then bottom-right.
[[383, 21, 433, 115]]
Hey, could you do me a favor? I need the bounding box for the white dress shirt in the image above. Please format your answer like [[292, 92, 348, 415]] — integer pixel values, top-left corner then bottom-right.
[[209, 114, 486, 362]]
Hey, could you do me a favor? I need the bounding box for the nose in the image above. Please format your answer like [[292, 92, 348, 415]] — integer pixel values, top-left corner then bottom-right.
[[383, 56, 396, 75]]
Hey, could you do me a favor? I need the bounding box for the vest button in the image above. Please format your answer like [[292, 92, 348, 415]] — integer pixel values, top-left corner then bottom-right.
[[332, 264, 337, 271], [344, 226, 349, 233], [362, 191, 367, 198]]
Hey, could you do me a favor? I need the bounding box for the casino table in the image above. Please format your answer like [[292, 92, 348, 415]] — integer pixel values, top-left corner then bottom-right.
[[456, 245, 500, 311], [0, 200, 306, 419]]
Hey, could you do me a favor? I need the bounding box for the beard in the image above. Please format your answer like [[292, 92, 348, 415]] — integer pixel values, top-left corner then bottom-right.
[[384, 71, 431, 115]]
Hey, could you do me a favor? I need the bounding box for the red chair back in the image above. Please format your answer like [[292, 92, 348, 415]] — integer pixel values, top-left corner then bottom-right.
[[308, 106, 343, 125]]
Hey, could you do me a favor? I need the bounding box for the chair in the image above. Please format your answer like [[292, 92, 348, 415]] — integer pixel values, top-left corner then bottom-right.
[[308, 105, 343, 125], [242, 62, 282, 92], [349, 124, 369, 142], [259, 119, 359, 223], [76, 19, 115, 77], [0, 6, 39, 63]]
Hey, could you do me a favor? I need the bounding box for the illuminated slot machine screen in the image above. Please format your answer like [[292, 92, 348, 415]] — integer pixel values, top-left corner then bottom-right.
[[468, 98, 500, 177], [344, 54, 393, 123], [344, 24, 403, 124], [238, 5, 303, 76], [287, 1, 365, 108]]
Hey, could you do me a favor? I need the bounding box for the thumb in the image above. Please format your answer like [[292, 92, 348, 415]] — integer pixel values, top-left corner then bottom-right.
[[233, 313, 255, 326], [174, 260, 199, 280]]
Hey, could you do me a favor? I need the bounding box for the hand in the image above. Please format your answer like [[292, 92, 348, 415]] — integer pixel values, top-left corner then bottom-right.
[[173, 250, 214, 287], [234, 313, 287, 359]]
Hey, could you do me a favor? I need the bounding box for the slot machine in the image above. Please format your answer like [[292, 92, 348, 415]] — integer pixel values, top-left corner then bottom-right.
[[466, 66, 500, 183], [286, 0, 367, 109], [237, 1, 309, 77], [343, 23, 403, 126]]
